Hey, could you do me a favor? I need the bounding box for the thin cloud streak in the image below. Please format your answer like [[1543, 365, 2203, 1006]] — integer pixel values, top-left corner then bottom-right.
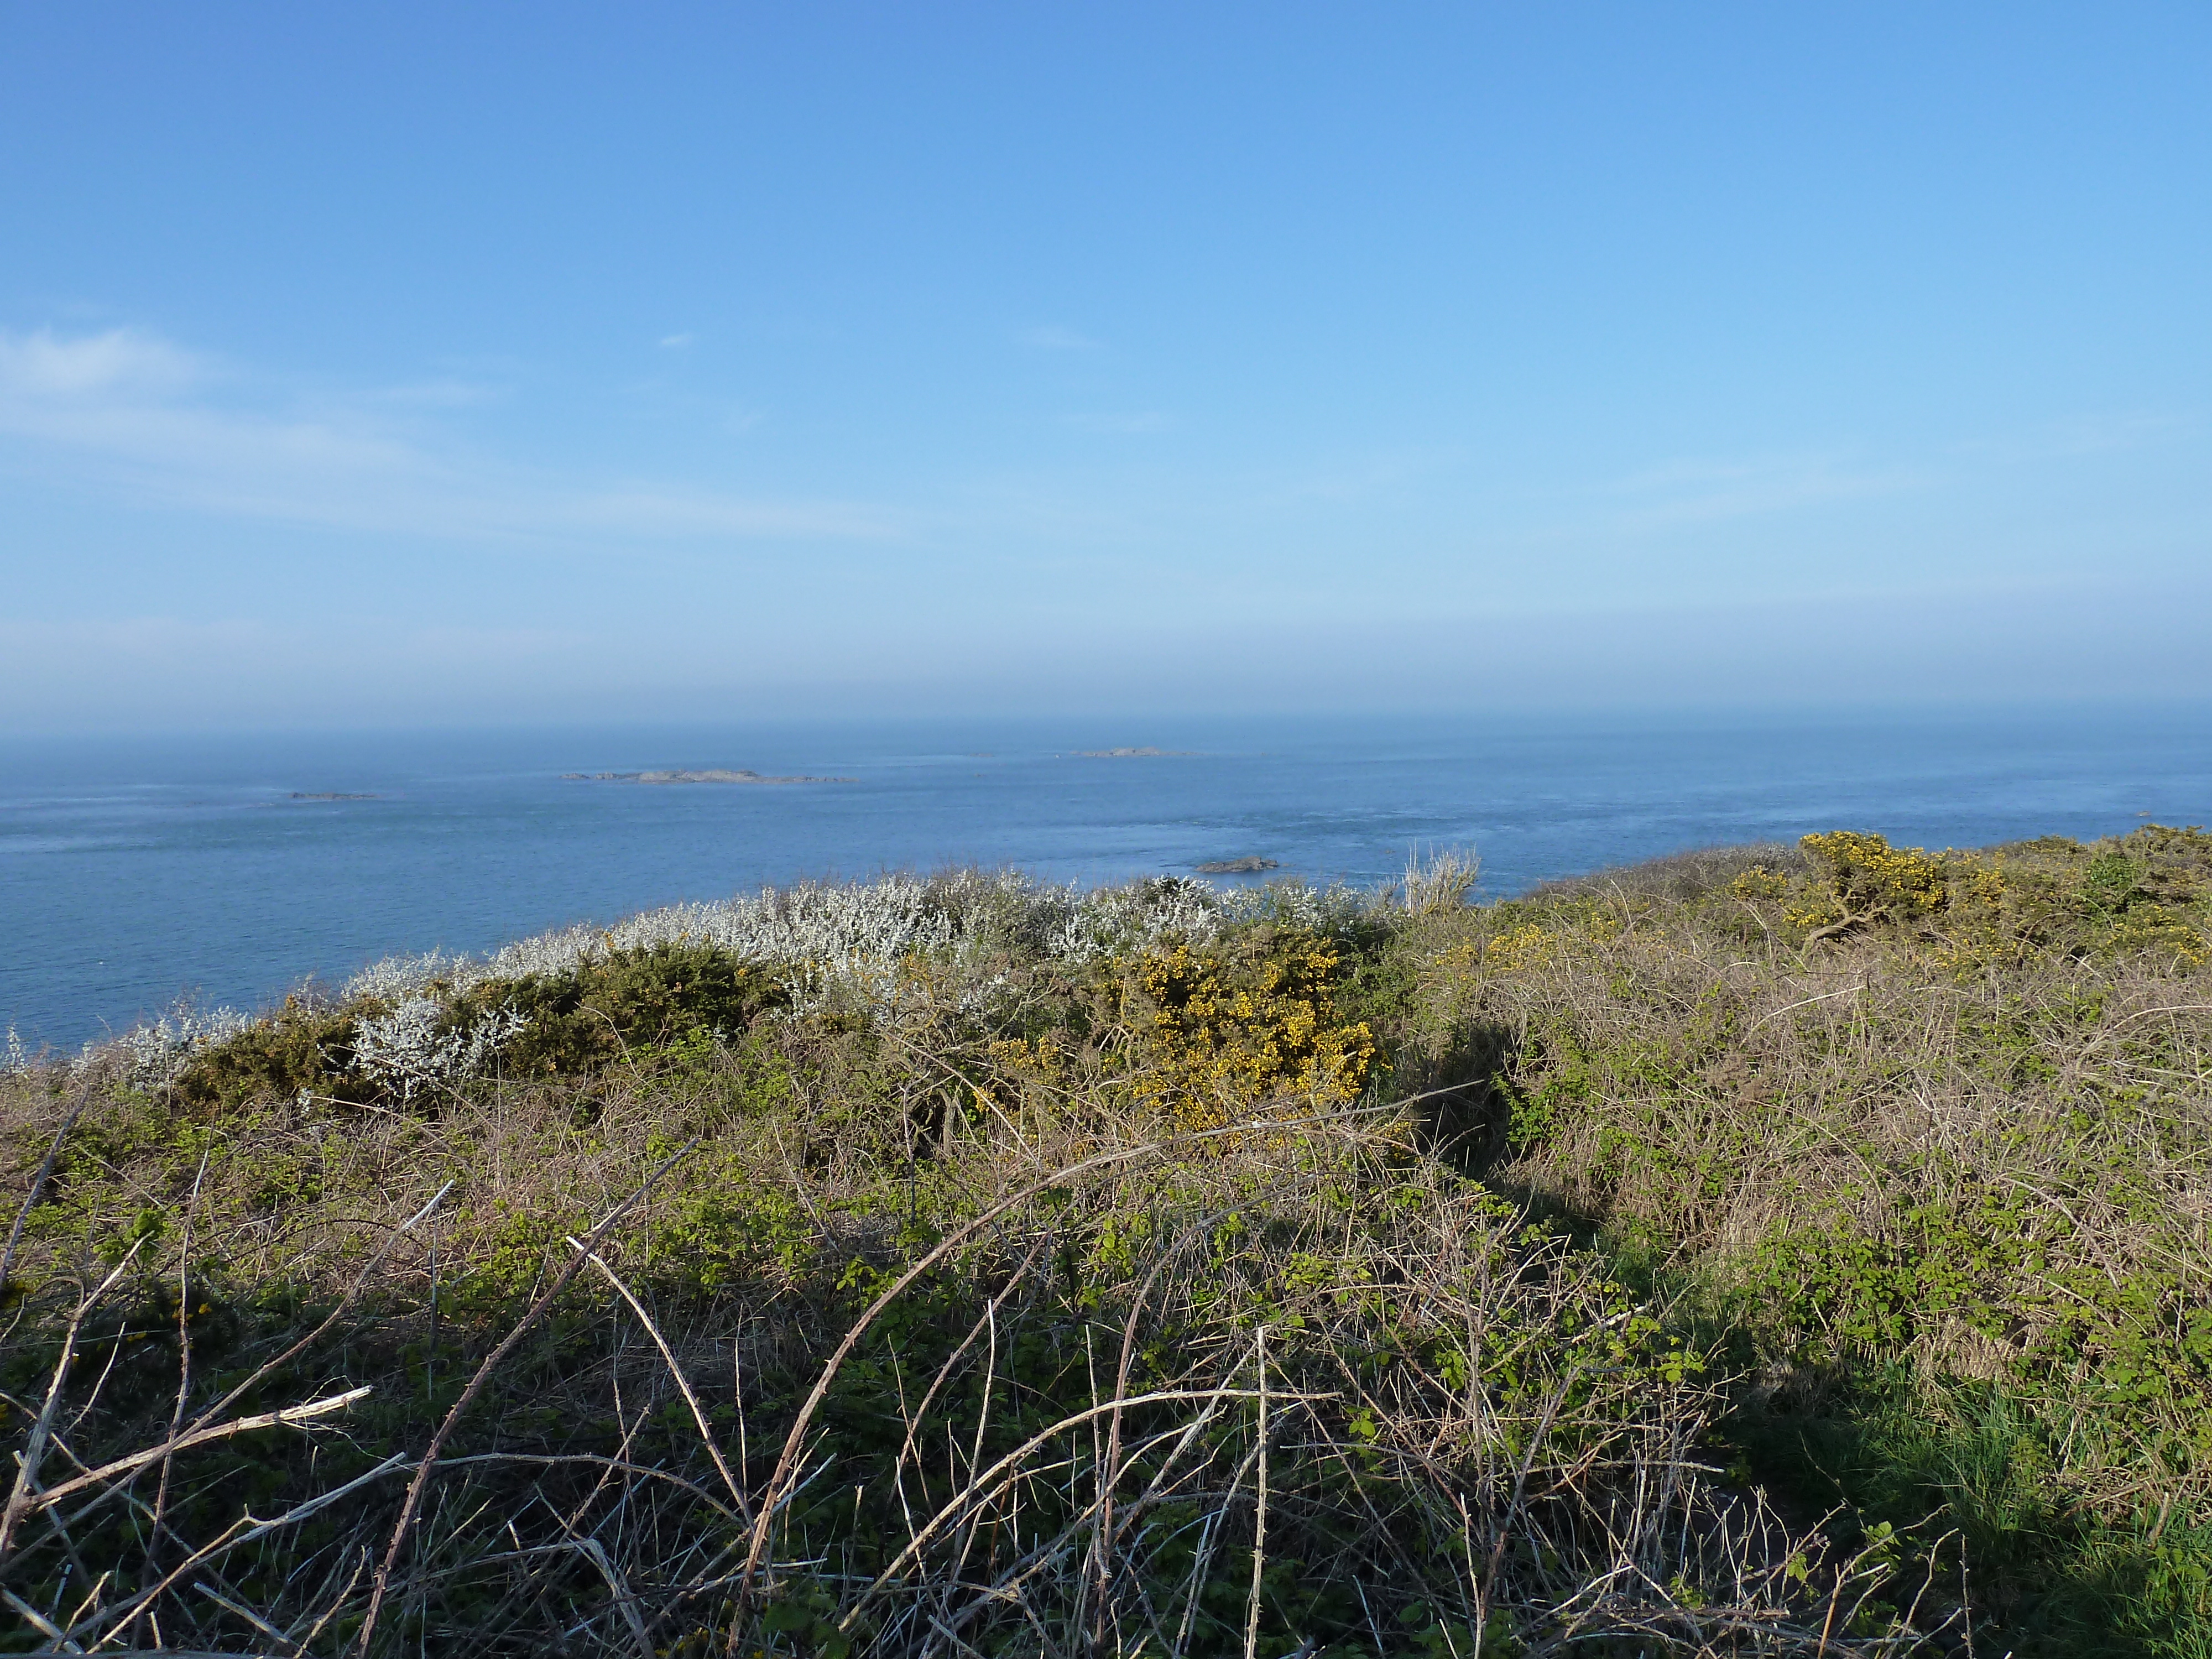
[[3, 328, 2187, 621], [0, 326, 201, 397], [0, 326, 900, 546]]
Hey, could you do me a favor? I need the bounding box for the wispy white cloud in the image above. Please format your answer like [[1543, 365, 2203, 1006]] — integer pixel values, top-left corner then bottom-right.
[[658, 332, 696, 349], [1018, 325, 1104, 352], [0, 327, 201, 398], [0, 325, 896, 546]]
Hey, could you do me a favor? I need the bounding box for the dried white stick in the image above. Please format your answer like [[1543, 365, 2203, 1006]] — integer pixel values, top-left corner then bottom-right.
[[19, 1387, 372, 1517]]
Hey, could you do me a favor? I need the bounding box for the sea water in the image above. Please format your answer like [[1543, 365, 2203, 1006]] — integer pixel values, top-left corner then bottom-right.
[[3, 705, 2208, 1051]]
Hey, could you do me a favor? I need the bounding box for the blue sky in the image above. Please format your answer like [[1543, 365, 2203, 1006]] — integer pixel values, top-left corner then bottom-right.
[[2, 3, 2206, 729]]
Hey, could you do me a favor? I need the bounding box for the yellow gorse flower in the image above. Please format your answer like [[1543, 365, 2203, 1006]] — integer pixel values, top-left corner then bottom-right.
[[1119, 935, 1375, 1129]]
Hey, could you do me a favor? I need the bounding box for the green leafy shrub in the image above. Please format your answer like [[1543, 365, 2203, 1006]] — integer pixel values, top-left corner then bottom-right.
[[165, 997, 369, 1114], [447, 940, 786, 1078]]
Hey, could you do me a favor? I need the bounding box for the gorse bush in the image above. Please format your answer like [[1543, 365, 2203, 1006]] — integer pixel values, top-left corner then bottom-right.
[[3, 830, 2209, 1656], [1787, 831, 1952, 933], [1107, 929, 1378, 1126], [164, 996, 373, 1116], [1752, 823, 2212, 966]]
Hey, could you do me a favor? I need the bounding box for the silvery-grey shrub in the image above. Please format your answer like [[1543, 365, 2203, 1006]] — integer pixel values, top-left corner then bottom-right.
[[339, 870, 1285, 1008], [67, 868, 1392, 1095], [353, 995, 527, 1101], [80, 1004, 254, 1089]]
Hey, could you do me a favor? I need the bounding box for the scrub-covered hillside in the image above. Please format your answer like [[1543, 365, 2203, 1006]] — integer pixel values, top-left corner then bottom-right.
[[4, 827, 2209, 1657]]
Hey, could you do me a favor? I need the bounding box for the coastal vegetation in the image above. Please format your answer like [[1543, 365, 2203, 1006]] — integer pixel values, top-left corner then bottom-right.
[[4, 826, 2210, 1656]]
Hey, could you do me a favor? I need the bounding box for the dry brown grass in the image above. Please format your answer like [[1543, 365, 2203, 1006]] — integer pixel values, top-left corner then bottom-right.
[[1395, 830, 2212, 1535], [0, 946, 1940, 1656]]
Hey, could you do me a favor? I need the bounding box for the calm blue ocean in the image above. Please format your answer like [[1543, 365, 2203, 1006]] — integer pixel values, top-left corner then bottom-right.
[[4, 705, 2208, 1051]]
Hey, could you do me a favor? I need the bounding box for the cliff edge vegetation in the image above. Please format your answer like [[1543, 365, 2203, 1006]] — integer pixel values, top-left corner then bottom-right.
[[4, 827, 2210, 1657]]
